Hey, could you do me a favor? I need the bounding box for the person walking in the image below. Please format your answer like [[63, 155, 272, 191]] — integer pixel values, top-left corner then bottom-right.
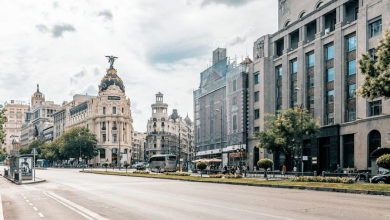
[[243, 165, 247, 177], [282, 164, 287, 176], [334, 164, 341, 176]]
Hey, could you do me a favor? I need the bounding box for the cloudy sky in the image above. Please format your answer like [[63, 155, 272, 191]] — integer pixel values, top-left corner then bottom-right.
[[0, 0, 278, 131]]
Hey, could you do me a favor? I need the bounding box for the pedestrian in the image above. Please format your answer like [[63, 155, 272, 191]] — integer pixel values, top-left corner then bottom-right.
[[293, 166, 297, 173], [282, 164, 286, 176], [334, 164, 341, 174], [243, 165, 247, 177], [254, 166, 257, 172], [353, 165, 358, 173]]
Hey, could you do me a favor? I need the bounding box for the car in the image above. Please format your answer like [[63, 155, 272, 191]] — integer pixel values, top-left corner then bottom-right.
[[371, 168, 390, 184]]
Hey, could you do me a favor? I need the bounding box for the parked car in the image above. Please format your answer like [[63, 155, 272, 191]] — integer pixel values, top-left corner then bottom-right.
[[371, 168, 390, 184]]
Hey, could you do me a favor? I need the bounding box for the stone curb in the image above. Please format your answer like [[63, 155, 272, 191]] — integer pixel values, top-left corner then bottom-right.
[[81, 171, 390, 197], [2, 176, 46, 185]]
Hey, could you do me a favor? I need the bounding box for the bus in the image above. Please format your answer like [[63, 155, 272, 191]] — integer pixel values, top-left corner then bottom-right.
[[149, 155, 177, 172]]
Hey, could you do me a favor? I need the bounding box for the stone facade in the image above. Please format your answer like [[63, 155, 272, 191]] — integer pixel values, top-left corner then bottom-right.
[[145, 93, 192, 162], [248, 0, 390, 172], [194, 48, 252, 167], [1, 100, 29, 153], [132, 131, 146, 163]]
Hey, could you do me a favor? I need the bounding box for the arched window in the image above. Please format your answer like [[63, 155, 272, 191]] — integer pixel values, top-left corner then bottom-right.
[[112, 107, 116, 114], [284, 21, 290, 28], [368, 130, 381, 165], [299, 12, 306, 18], [316, 1, 324, 9]]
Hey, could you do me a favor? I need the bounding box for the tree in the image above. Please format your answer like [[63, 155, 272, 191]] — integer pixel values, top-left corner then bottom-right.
[[358, 26, 390, 99], [0, 148, 7, 161], [254, 108, 321, 159], [58, 127, 98, 160], [376, 154, 390, 170], [102, 162, 108, 172], [124, 163, 130, 173], [196, 161, 207, 177], [257, 158, 274, 180], [0, 105, 7, 145], [19, 139, 45, 156]]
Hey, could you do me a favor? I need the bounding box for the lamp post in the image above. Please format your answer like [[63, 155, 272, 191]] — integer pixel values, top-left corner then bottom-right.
[[215, 107, 223, 171], [178, 119, 181, 171], [295, 87, 304, 176]]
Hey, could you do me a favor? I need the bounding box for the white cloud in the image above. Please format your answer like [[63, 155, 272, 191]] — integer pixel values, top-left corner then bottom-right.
[[0, 0, 278, 131]]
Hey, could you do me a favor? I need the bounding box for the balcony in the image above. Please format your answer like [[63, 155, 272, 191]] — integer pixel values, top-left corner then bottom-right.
[[112, 126, 117, 130], [102, 127, 106, 130]]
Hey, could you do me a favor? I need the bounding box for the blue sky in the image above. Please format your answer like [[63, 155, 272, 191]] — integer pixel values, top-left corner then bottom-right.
[[0, 0, 278, 131]]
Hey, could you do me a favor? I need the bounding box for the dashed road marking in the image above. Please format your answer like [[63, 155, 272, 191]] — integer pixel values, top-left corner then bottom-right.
[[26, 200, 29, 202], [38, 213, 44, 217], [34, 207, 38, 211], [29, 203, 33, 206]]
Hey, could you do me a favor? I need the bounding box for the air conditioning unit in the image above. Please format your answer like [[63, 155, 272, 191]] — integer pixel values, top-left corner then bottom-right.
[[325, 28, 330, 35]]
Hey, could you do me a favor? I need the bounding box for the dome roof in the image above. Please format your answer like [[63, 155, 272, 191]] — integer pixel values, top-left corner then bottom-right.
[[184, 114, 192, 125], [99, 69, 125, 93]]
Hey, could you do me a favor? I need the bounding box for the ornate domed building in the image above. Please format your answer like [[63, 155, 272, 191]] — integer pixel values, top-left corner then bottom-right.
[[64, 56, 134, 166]]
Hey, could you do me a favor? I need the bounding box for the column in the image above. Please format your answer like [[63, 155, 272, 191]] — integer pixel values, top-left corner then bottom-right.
[[340, 135, 344, 168]]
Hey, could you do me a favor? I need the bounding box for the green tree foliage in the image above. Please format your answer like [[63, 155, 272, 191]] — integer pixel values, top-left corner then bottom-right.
[[254, 108, 321, 155], [0, 148, 7, 161], [0, 105, 7, 144], [19, 139, 45, 156], [376, 154, 390, 170], [57, 127, 98, 159], [257, 158, 274, 180], [257, 158, 274, 170], [358, 26, 390, 99], [196, 161, 207, 177], [40, 139, 66, 162]]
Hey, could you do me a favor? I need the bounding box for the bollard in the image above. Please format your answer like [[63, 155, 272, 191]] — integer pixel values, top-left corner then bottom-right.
[[322, 171, 325, 177], [314, 171, 317, 176], [365, 172, 370, 183]]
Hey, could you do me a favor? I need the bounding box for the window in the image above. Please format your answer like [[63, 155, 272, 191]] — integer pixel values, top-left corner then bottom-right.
[[233, 115, 237, 131], [308, 75, 314, 87], [154, 144, 156, 148], [162, 144, 164, 148], [102, 122, 106, 130], [291, 60, 298, 73], [103, 107, 106, 115], [232, 97, 237, 106], [254, 74, 260, 84], [348, 84, 356, 99], [327, 113, 334, 125], [388, 133, 390, 142], [369, 48, 378, 61], [112, 107, 116, 114], [348, 61, 356, 75], [326, 45, 334, 60], [113, 134, 117, 142], [102, 134, 106, 142], [308, 53, 315, 67], [327, 90, 334, 103], [277, 86, 283, 97], [254, 109, 260, 120], [122, 108, 124, 113], [276, 66, 282, 78], [254, 91, 259, 102], [369, 100, 382, 116], [233, 79, 237, 92], [299, 12, 306, 18], [327, 68, 334, 82], [369, 19, 382, 38], [348, 109, 356, 121], [348, 36, 356, 51], [254, 127, 260, 132]]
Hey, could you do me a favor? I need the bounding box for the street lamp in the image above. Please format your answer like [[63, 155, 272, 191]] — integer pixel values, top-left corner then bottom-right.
[[295, 87, 304, 176], [215, 107, 223, 171]]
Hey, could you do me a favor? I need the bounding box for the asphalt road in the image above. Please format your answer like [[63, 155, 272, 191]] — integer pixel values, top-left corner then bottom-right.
[[1, 167, 390, 220]]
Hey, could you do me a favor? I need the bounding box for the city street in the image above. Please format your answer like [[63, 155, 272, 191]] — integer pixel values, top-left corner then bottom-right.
[[0, 167, 389, 220]]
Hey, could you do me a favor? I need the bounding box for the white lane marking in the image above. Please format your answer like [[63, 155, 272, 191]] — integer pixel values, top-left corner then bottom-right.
[[21, 194, 24, 196], [38, 213, 44, 217], [136, 190, 295, 220], [26, 200, 29, 202], [34, 207, 38, 211], [0, 195, 4, 220], [24, 197, 26, 199], [44, 191, 109, 220], [29, 203, 33, 206]]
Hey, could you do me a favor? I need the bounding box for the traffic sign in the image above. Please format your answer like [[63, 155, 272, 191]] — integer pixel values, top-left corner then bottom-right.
[[31, 149, 38, 155]]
